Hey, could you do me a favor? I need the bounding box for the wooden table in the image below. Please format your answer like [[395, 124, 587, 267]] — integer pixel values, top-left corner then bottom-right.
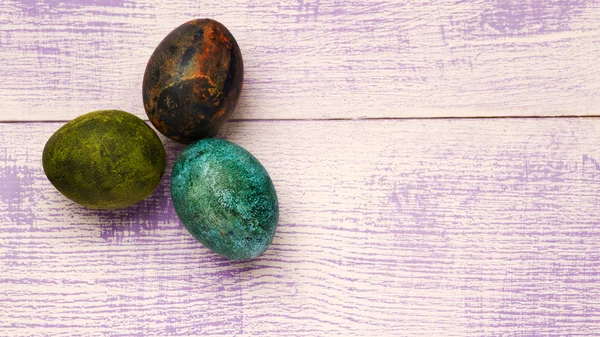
[[1, 1, 599, 335]]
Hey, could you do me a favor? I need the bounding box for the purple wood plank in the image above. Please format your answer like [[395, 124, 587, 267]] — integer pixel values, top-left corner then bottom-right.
[[1, 119, 600, 336], [1, 0, 600, 120]]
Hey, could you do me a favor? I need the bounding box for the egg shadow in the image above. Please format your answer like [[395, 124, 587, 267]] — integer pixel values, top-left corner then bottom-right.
[[212, 91, 261, 142], [69, 138, 188, 243], [216, 119, 250, 143]]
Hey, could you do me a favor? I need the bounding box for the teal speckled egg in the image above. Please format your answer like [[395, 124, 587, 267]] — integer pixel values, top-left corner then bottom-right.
[[170, 138, 279, 260]]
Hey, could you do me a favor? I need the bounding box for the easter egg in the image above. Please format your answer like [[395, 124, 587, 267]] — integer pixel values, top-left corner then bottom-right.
[[170, 139, 278, 260], [143, 19, 244, 143], [42, 110, 166, 209]]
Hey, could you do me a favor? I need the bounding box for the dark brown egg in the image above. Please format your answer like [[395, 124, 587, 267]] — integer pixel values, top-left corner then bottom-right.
[[143, 19, 244, 143]]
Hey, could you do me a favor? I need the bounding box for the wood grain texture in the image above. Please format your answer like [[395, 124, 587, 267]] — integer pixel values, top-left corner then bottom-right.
[[1, 0, 600, 121], [1, 119, 600, 336]]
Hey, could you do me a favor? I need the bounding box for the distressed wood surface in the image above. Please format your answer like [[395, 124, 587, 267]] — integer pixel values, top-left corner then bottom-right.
[[1, 120, 600, 336], [1, 0, 600, 121], [2, 0, 600, 335]]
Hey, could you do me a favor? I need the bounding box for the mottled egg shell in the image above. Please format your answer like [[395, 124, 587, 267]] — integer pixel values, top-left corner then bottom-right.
[[143, 19, 244, 143], [170, 138, 278, 260], [42, 110, 166, 209]]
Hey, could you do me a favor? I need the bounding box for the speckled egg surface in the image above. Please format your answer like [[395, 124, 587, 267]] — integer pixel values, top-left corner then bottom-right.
[[170, 138, 278, 260], [42, 110, 166, 209], [143, 19, 244, 143]]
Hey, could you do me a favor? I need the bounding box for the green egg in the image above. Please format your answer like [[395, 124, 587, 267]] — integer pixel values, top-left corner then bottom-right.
[[170, 138, 279, 260], [42, 110, 166, 209]]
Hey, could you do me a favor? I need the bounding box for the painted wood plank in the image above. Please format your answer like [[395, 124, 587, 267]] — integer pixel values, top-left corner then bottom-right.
[[1, 119, 600, 335], [1, 0, 599, 121]]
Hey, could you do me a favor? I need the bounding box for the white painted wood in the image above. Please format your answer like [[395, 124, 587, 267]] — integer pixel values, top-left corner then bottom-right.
[[1, 119, 600, 335], [0, 0, 599, 121]]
